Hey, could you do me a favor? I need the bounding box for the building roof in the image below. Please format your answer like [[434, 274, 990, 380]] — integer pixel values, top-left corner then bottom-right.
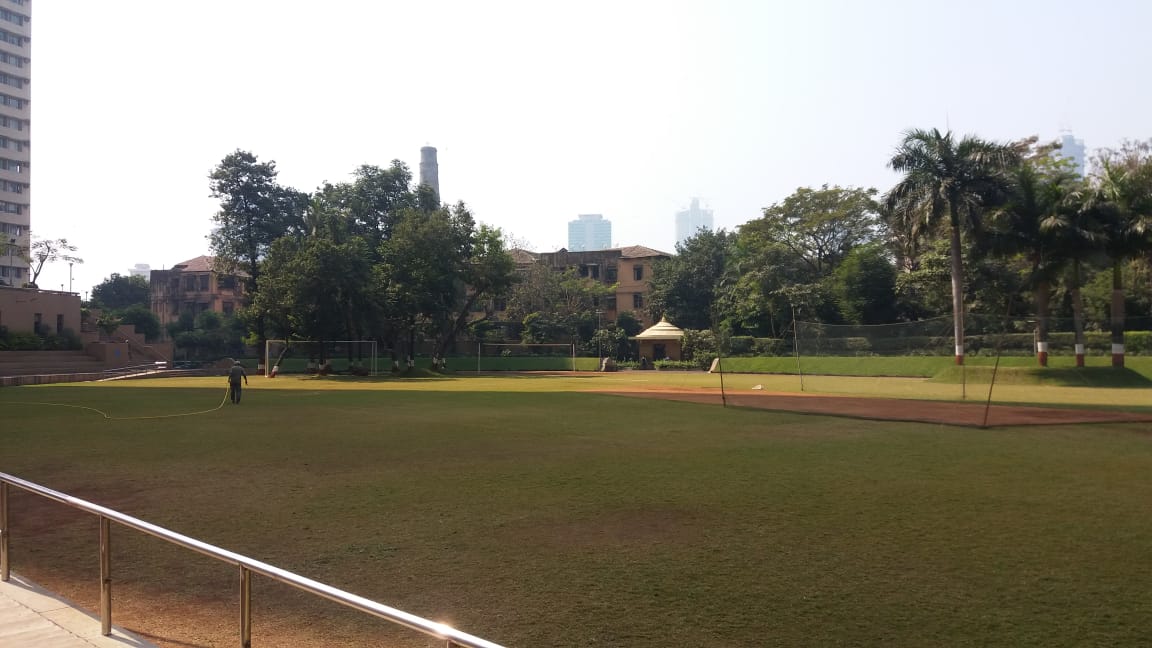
[[171, 255, 216, 272], [618, 245, 672, 259], [170, 256, 247, 277], [633, 316, 685, 340], [508, 249, 539, 265]]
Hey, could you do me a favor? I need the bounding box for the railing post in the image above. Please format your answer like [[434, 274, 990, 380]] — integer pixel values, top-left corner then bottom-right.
[[240, 565, 252, 648], [1, 480, 9, 582], [99, 515, 112, 636]]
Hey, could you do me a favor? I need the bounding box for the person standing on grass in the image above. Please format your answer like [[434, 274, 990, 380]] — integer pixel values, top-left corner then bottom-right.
[[228, 360, 248, 404]]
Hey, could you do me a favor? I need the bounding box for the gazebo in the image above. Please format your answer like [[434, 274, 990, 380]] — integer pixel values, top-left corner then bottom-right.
[[632, 316, 685, 363]]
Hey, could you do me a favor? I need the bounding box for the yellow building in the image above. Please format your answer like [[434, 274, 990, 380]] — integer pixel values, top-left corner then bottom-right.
[[149, 256, 246, 338], [513, 245, 670, 327]]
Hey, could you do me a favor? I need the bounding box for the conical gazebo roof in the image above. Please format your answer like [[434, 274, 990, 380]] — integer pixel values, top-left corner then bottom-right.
[[633, 316, 685, 340]]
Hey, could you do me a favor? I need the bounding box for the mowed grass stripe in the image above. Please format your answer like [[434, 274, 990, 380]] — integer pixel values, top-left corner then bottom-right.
[[1, 379, 1151, 646]]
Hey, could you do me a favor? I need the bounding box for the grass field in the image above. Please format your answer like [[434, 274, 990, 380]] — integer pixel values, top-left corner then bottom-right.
[[2, 374, 1152, 647]]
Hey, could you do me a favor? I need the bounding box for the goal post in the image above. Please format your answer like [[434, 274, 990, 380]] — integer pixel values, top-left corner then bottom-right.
[[476, 342, 577, 372], [264, 340, 378, 377]]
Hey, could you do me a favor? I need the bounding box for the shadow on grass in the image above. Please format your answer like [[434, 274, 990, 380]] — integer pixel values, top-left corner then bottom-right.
[[932, 365, 1152, 388]]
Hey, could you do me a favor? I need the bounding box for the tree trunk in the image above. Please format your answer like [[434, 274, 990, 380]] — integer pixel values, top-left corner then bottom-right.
[[1035, 279, 1050, 367], [1070, 260, 1086, 368], [949, 223, 965, 365], [1111, 260, 1125, 368]]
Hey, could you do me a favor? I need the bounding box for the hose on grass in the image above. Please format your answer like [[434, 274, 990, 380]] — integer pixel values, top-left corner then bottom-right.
[[5, 387, 233, 421]]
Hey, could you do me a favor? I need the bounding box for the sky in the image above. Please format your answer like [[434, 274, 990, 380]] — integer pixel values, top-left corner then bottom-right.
[[30, 0, 1152, 297]]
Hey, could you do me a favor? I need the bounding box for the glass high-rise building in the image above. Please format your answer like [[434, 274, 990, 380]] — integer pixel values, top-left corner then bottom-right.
[[567, 214, 612, 251], [0, 0, 29, 287], [675, 198, 713, 247], [1057, 132, 1086, 177]]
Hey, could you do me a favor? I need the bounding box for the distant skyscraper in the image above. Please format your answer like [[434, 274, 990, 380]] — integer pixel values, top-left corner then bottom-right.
[[128, 264, 152, 279], [419, 146, 440, 199], [1057, 132, 1086, 177], [567, 214, 612, 251], [675, 198, 714, 246]]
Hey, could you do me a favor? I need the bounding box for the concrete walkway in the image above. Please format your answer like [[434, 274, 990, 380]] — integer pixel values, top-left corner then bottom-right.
[[0, 573, 157, 647]]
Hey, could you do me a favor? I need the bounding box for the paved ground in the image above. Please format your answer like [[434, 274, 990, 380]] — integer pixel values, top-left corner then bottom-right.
[[0, 573, 156, 648]]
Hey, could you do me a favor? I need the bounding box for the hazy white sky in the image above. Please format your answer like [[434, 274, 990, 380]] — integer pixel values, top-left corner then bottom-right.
[[31, 0, 1152, 296]]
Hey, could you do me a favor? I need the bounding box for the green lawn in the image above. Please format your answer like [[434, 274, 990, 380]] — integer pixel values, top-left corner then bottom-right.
[[2, 376, 1151, 647]]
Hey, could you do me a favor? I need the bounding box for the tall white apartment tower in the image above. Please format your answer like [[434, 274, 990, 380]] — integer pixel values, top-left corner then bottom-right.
[[567, 214, 612, 251], [0, 0, 29, 287], [675, 198, 713, 246]]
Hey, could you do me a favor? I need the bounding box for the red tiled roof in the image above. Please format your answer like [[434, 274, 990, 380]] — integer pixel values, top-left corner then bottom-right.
[[618, 245, 672, 258], [171, 255, 247, 276], [172, 255, 214, 272]]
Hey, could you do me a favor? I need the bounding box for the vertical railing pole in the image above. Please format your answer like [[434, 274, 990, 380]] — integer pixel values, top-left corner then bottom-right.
[[99, 515, 112, 636], [1, 480, 9, 582], [240, 565, 252, 648]]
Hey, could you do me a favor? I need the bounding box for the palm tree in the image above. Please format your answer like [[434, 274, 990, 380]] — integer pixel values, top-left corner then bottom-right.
[[1040, 186, 1107, 367], [989, 158, 1082, 366], [885, 128, 1021, 365], [1093, 141, 1152, 367]]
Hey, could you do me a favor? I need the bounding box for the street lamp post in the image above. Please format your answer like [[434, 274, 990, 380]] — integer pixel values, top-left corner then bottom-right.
[[69, 262, 73, 293]]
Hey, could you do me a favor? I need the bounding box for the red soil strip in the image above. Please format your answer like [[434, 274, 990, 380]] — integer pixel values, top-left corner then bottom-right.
[[595, 387, 1152, 428]]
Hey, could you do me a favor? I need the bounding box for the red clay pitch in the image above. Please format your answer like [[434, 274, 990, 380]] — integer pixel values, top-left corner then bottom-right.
[[595, 386, 1152, 428]]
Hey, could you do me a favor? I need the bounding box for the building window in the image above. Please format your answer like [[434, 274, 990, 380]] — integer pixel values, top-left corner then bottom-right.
[[218, 275, 236, 290], [606, 266, 617, 282], [633, 265, 644, 281], [0, 9, 29, 26], [0, 72, 24, 89], [199, 274, 210, 291], [633, 293, 643, 309], [184, 276, 196, 291], [222, 301, 234, 315], [0, 93, 25, 109], [605, 296, 617, 311], [0, 29, 24, 47]]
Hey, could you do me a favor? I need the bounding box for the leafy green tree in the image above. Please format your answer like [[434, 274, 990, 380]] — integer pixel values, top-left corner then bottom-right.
[[20, 236, 82, 288], [614, 311, 643, 337], [830, 243, 897, 324], [886, 128, 1021, 365], [746, 185, 883, 276], [647, 229, 736, 330], [310, 162, 416, 254], [502, 263, 614, 346], [91, 273, 150, 310], [254, 220, 376, 347], [117, 304, 161, 342], [1091, 140, 1152, 367], [208, 150, 310, 351], [379, 204, 515, 369]]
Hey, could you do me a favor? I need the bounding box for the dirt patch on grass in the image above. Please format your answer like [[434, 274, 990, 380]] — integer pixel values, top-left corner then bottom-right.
[[595, 387, 1152, 427]]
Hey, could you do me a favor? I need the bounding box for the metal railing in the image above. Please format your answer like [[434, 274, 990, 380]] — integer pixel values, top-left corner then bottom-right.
[[0, 472, 505, 648]]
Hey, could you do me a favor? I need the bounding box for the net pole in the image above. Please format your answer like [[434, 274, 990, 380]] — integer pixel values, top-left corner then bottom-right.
[[477, 342, 481, 373], [571, 343, 576, 372], [791, 307, 804, 392]]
